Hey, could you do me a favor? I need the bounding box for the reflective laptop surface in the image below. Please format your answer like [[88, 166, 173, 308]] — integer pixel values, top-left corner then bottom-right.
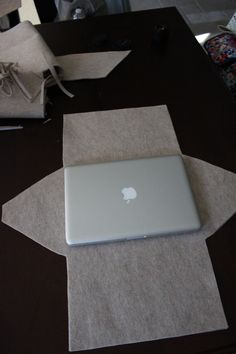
[[64, 155, 201, 245]]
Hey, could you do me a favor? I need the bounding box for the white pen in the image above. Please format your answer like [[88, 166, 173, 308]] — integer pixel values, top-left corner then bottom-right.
[[0, 125, 23, 131]]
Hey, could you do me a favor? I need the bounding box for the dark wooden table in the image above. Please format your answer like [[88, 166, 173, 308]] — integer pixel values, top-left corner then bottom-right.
[[0, 7, 236, 354]]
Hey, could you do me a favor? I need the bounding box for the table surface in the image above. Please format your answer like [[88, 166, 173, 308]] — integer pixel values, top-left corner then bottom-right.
[[0, 7, 236, 354]]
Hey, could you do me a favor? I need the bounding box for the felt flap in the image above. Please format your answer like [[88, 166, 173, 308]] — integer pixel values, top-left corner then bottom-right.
[[63, 105, 181, 166], [57, 51, 130, 81], [0, 0, 21, 18]]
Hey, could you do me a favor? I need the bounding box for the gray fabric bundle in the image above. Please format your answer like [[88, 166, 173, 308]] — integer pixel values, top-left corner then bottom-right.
[[0, 21, 130, 118], [0, 21, 68, 118]]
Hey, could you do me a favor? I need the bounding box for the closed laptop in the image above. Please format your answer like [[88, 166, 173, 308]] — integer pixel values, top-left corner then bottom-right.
[[64, 155, 201, 245]]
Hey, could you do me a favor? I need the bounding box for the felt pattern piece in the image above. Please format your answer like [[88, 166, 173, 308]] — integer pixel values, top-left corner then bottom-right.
[[2, 105, 236, 351], [57, 51, 130, 81], [0, 21, 130, 118], [0, 0, 21, 17], [63, 105, 181, 166]]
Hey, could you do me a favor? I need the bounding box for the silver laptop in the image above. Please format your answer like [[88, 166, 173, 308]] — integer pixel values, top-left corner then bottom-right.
[[64, 155, 201, 245]]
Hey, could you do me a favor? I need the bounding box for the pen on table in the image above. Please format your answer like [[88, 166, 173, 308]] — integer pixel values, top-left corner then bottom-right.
[[0, 125, 23, 131]]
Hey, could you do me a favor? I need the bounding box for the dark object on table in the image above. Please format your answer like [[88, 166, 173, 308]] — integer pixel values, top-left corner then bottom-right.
[[111, 38, 132, 50], [91, 32, 109, 49], [91, 33, 131, 51], [33, 0, 58, 22], [152, 24, 169, 46], [8, 10, 20, 27]]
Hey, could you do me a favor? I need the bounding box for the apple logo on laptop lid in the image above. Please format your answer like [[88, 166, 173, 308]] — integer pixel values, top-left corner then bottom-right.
[[121, 187, 137, 204]]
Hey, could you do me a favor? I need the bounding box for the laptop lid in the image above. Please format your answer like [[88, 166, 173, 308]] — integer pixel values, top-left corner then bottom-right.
[[64, 155, 201, 245]]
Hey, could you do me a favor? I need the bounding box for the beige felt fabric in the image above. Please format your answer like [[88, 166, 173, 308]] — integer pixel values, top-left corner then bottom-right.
[[0, 21, 130, 80], [63, 105, 181, 166], [2, 105, 236, 351], [0, 21, 57, 74], [0, 21, 54, 117], [0, 21, 130, 118], [57, 51, 130, 81], [0, 0, 21, 17]]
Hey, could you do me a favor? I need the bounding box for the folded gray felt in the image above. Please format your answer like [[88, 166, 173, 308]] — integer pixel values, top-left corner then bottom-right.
[[0, 21, 130, 118], [57, 51, 130, 81], [0, 0, 21, 17], [0, 20, 62, 117], [2, 105, 236, 351]]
